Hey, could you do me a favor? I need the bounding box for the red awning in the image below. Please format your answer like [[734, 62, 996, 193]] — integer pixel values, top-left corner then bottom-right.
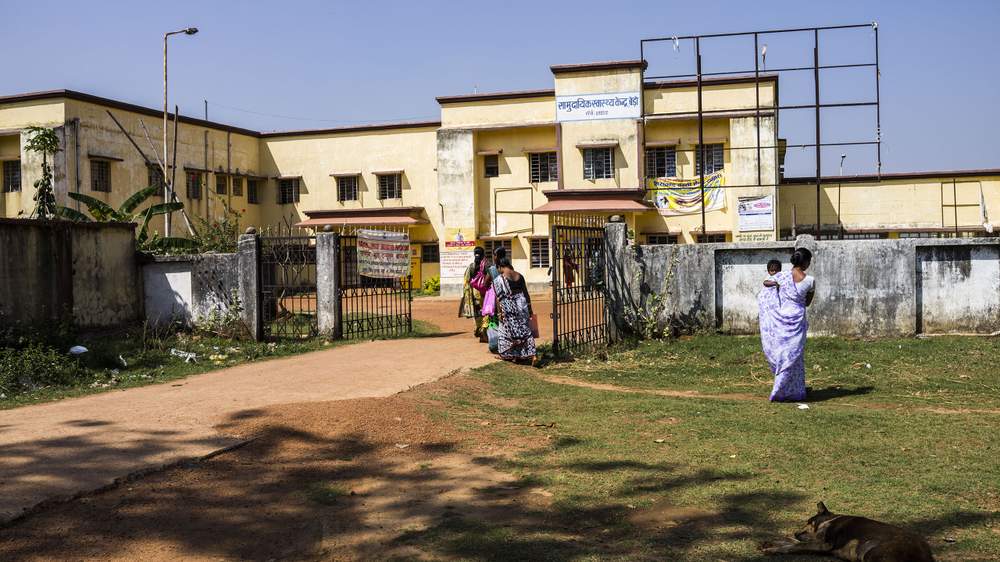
[[296, 215, 424, 227], [532, 188, 654, 214]]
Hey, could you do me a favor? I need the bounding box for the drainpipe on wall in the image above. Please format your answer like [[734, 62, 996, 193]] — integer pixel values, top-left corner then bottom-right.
[[73, 118, 81, 211]]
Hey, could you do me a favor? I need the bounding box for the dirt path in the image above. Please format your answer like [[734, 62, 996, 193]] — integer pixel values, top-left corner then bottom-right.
[[0, 297, 542, 524]]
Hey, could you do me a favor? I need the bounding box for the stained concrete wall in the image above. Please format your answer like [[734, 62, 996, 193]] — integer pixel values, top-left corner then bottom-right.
[[607, 222, 1000, 337], [0, 219, 140, 328], [142, 253, 241, 327]]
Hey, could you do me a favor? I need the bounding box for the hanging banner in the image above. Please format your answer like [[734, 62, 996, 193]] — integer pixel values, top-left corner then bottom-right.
[[556, 91, 641, 122], [441, 227, 476, 279], [357, 229, 411, 279], [737, 194, 775, 232], [647, 171, 726, 216]]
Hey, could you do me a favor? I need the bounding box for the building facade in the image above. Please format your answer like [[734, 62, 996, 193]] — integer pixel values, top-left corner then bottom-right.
[[2, 59, 997, 295]]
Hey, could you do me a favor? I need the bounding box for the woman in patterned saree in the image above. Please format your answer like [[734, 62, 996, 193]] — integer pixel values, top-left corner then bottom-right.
[[492, 258, 537, 364], [759, 248, 815, 402]]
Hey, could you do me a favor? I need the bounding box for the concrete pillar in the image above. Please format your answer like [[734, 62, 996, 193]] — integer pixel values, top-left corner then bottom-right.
[[436, 128, 475, 297], [237, 232, 262, 341], [315, 232, 341, 339], [604, 219, 630, 339]]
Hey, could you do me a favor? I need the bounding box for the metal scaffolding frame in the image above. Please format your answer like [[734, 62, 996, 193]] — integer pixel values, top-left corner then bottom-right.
[[640, 22, 882, 239]]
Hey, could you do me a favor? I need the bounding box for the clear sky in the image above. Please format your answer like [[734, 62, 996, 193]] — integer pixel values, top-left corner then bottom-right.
[[3, 0, 998, 176]]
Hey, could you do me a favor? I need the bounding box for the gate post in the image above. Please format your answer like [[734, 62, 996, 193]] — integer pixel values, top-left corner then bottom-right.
[[604, 218, 629, 342], [237, 229, 263, 341], [316, 231, 342, 339]]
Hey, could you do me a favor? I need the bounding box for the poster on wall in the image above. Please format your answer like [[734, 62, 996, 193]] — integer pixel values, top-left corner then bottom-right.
[[440, 227, 476, 279], [357, 229, 411, 279], [556, 91, 641, 122], [737, 194, 775, 232], [647, 171, 726, 216]]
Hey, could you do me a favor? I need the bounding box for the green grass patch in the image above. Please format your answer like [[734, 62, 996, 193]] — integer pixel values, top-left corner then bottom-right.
[[420, 336, 1000, 560]]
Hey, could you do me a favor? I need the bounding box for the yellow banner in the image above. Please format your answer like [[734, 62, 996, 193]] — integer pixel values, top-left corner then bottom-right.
[[647, 171, 726, 216]]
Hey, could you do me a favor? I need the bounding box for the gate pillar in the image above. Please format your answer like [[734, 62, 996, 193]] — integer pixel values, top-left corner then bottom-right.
[[604, 219, 629, 341], [237, 230, 263, 341], [316, 232, 342, 339]]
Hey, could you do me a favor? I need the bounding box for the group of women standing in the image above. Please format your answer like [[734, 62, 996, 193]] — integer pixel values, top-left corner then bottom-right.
[[459, 246, 538, 365]]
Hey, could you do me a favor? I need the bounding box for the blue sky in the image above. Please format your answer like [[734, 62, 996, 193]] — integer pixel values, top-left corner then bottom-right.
[[3, 0, 998, 175]]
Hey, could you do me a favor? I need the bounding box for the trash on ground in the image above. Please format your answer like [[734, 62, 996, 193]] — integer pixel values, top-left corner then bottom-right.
[[69, 345, 88, 355], [797, 403, 810, 410], [169, 348, 198, 363]]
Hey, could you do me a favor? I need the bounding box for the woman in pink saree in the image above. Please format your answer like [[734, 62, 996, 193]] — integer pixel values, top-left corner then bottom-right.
[[759, 248, 815, 402]]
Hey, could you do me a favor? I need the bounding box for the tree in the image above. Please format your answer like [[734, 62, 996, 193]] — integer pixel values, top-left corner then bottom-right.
[[56, 186, 196, 251], [23, 126, 60, 219]]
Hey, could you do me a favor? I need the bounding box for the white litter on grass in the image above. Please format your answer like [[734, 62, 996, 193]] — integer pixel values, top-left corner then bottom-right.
[[119, 354, 128, 368], [865, 363, 872, 369], [69, 345, 88, 355], [797, 403, 810, 410], [169, 348, 198, 363]]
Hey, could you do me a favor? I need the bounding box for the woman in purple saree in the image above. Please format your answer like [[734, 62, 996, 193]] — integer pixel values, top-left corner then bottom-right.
[[759, 248, 815, 402]]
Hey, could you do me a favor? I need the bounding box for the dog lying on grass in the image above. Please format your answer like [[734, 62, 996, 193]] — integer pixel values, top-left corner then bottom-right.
[[760, 502, 935, 561]]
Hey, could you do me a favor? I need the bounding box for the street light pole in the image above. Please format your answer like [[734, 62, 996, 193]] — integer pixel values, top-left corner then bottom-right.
[[163, 27, 198, 237]]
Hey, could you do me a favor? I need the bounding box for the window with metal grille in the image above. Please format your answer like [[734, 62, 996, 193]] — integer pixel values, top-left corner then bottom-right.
[[337, 175, 358, 202], [842, 232, 887, 240], [3, 160, 22, 192], [483, 239, 513, 258], [278, 178, 300, 204], [421, 243, 440, 263], [231, 176, 243, 196], [529, 152, 558, 183], [530, 238, 550, 268], [377, 173, 402, 200], [645, 147, 676, 178], [146, 165, 165, 196], [695, 144, 725, 175], [583, 147, 614, 180], [216, 174, 228, 195], [247, 179, 259, 204], [696, 233, 727, 243], [90, 160, 111, 192], [186, 171, 202, 200], [646, 234, 678, 245], [483, 154, 499, 178]]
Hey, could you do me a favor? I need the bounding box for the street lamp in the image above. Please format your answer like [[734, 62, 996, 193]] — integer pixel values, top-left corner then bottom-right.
[[163, 27, 198, 236]]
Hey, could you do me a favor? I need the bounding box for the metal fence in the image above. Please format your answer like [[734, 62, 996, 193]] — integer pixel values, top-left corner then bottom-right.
[[338, 234, 413, 339], [259, 234, 318, 340]]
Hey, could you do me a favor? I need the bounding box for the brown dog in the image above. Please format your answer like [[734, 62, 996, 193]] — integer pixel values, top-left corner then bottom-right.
[[761, 502, 935, 561]]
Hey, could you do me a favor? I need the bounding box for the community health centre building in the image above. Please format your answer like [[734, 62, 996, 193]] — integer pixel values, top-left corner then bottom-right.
[[2, 57, 998, 295]]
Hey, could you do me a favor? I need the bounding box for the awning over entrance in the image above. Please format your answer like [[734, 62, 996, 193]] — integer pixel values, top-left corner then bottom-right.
[[532, 188, 654, 214], [296, 206, 428, 227]]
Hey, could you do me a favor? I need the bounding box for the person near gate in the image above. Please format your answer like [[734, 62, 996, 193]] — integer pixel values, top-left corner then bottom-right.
[[492, 257, 538, 365]]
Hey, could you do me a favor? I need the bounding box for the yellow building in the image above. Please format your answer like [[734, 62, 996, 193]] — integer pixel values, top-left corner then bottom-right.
[[2, 59, 998, 295]]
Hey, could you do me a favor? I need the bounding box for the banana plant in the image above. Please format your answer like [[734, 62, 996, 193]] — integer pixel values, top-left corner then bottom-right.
[[57, 186, 196, 250]]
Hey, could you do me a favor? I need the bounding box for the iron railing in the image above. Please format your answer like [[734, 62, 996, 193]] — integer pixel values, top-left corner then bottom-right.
[[338, 234, 413, 339], [259, 234, 318, 340], [551, 224, 610, 355]]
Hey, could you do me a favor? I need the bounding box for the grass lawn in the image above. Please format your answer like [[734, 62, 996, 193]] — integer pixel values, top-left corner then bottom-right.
[[0, 319, 439, 410], [427, 335, 1000, 560]]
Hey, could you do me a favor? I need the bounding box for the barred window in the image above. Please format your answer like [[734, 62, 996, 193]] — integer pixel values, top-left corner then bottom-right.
[[645, 147, 676, 178], [247, 179, 259, 204], [147, 165, 165, 196], [421, 243, 440, 263], [530, 238, 550, 268], [695, 143, 725, 175], [583, 147, 614, 180], [483, 239, 513, 258], [529, 152, 558, 183], [231, 176, 243, 197], [696, 233, 727, 243], [186, 171, 202, 200], [483, 154, 499, 178], [646, 234, 678, 245], [91, 160, 111, 192], [3, 160, 22, 193], [842, 232, 887, 240], [215, 174, 228, 195], [377, 173, 402, 200], [278, 178, 300, 204], [337, 176, 359, 202]]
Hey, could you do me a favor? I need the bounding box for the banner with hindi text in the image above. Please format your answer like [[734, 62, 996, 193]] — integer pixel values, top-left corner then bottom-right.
[[647, 171, 726, 216], [357, 229, 411, 279]]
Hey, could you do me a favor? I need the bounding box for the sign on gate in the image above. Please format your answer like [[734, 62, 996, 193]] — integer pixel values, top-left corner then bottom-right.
[[357, 229, 410, 279]]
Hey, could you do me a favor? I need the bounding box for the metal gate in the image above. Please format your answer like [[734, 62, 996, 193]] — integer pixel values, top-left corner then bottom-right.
[[551, 224, 611, 355], [259, 233, 318, 340], [338, 234, 413, 339]]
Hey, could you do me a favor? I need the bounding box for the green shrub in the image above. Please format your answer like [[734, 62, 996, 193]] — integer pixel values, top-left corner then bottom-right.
[[0, 344, 81, 396], [422, 275, 440, 295]]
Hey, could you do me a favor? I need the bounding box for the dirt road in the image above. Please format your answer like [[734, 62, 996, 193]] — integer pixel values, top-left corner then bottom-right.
[[0, 297, 550, 523]]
